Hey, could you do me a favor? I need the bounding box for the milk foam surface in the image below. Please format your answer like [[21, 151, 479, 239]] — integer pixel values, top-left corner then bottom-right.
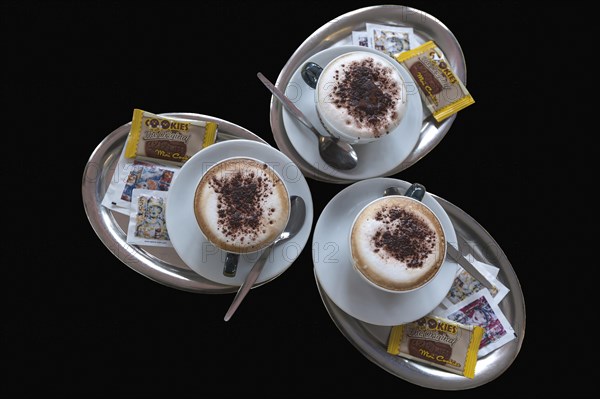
[[194, 158, 290, 253], [316, 51, 407, 141], [351, 196, 445, 291]]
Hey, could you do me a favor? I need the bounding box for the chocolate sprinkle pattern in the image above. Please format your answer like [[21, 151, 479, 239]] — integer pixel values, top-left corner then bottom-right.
[[372, 206, 437, 268], [209, 163, 276, 246], [330, 57, 400, 136]]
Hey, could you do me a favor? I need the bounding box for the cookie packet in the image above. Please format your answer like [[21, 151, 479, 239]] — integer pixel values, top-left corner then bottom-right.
[[395, 41, 474, 122], [125, 109, 218, 165], [387, 315, 483, 378], [126, 189, 172, 247]]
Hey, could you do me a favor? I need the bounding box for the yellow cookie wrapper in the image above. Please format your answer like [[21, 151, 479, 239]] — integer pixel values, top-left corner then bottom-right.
[[125, 109, 217, 165], [395, 41, 474, 122], [387, 315, 483, 378]]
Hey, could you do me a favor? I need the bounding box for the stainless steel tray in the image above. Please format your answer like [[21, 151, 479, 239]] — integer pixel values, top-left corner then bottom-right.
[[315, 195, 525, 390], [271, 5, 467, 183], [82, 113, 267, 294]]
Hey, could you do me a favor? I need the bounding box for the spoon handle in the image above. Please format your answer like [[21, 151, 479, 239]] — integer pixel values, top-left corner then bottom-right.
[[257, 72, 322, 140], [224, 244, 274, 321]]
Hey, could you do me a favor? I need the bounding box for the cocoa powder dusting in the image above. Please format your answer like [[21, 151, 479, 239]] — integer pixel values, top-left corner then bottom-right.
[[331, 57, 400, 136], [372, 206, 437, 268], [209, 163, 275, 244]]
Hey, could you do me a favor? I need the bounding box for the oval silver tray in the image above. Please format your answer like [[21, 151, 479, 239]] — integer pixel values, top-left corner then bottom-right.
[[82, 113, 267, 294], [315, 195, 525, 390], [270, 5, 467, 183]]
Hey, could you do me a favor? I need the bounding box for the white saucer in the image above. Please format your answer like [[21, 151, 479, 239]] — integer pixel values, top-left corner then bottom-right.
[[312, 178, 458, 326], [166, 140, 314, 287], [282, 45, 423, 180]]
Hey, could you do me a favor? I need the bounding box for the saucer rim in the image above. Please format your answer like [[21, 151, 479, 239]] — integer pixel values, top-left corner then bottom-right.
[[166, 139, 314, 287], [312, 177, 458, 326]]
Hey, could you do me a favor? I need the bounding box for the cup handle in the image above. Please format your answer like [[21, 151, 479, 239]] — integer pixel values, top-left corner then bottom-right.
[[404, 183, 426, 201], [301, 62, 323, 89], [223, 252, 239, 277]]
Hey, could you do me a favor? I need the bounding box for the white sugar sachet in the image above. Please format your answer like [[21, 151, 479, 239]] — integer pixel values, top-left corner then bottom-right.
[[435, 289, 515, 357], [126, 189, 172, 247], [365, 23, 418, 57], [442, 261, 510, 308], [102, 145, 179, 215], [351, 31, 369, 47]]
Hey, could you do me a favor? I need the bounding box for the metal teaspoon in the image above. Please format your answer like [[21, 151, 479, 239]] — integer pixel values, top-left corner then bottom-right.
[[224, 195, 306, 321], [257, 72, 358, 170]]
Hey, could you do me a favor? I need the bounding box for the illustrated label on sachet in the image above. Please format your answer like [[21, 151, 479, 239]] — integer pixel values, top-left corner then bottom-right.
[[395, 41, 474, 122], [125, 109, 218, 165]]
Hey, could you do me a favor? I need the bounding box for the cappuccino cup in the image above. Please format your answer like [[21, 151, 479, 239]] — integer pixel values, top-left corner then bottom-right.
[[349, 186, 446, 293], [193, 157, 290, 254], [315, 50, 407, 144]]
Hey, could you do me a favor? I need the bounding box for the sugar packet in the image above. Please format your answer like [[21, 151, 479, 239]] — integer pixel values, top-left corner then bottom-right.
[[126, 189, 172, 247], [442, 261, 510, 308], [101, 145, 179, 216], [365, 23, 418, 57], [351, 31, 369, 47], [436, 289, 515, 357]]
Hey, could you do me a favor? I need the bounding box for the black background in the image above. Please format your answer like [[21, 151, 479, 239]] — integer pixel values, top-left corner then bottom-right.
[[2, 0, 590, 396]]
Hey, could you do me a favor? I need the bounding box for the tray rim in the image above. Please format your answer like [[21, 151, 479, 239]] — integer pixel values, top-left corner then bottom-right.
[[270, 4, 466, 183], [314, 192, 526, 390], [82, 113, 269, 294]]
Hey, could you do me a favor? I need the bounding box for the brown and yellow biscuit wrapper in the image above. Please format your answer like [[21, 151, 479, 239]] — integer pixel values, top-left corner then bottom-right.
[[125, 109, 217, 165], [387, 315, 483, 378], [395, 41, 474, 122]]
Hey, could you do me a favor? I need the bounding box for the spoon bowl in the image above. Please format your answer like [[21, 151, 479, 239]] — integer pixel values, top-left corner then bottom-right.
[[317, 135, 359, 170]]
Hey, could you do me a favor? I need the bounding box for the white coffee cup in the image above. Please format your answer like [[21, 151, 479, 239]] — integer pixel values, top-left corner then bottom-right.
[[315, 50, 407, 144], [349, 192, 446, 293], [193, 157, 290, 254]]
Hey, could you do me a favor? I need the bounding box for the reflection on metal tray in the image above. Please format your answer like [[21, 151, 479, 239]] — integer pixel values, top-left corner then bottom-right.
[[270, 5, 468, 183], [82, 113, 266, 294], [315, 195, 525, 390]]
